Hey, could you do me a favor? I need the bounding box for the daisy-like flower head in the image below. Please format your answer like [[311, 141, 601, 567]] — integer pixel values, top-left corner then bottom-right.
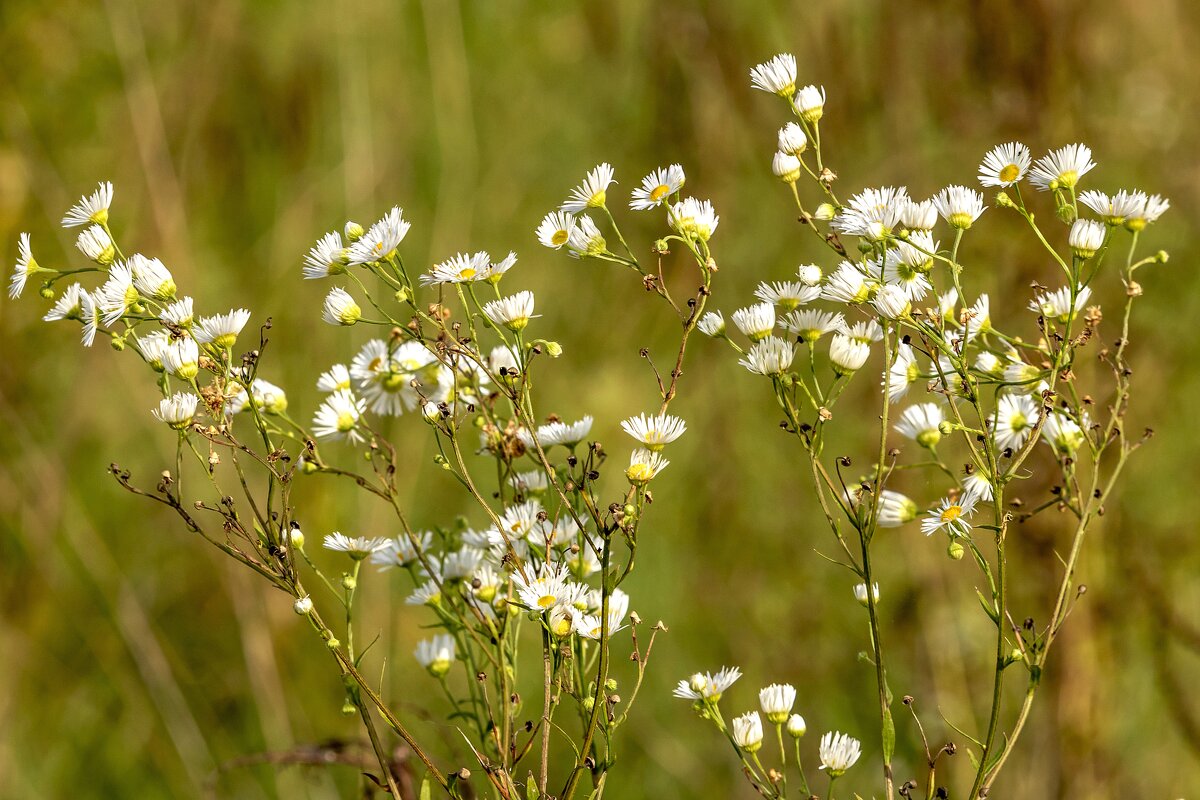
[[978, 142, 1032, 188], [754, 280, 821, 312], [975, 350, 1004, 377], [895, 402, 945, 448], [759, 683, 797, 724], [962, 471, 994, 503], [312, 388, 367, 444], [933, 185, 986, 230], [152, 392, 199, 430], [1041, 410, 1087, 456], [422, 251, 491, 285], [43, 282, 87, 323], [818, 732, 862, 778], [162, 336, 200, 380], [369, 531, 433, 570], [511, 563, 583, 612], [1126, 193, 1169, 231], [829, 333, 870, 375], [562, 163, 615, 213], [697, 310, 726, 337], [495, 500, 544, 541], [479, 250, 518, 284], [673, 666, 741, 702], [731, 301, 776, 342], [303, 231, 347, 279], [732, 712, 765, 753], [901, 198, 939, 231], [872, 284, 911, 320], [414, 634, 456, 677], [1029, 285, 1091, 324], [62, 181, 114, 228], [844, 319, 883, 344], [535, 416, 593, 448], [566, 214, 607, 257], [832, 186, 909, 241], [94, 261, 138, 325], [877, 490, 919, 527], [749, 53, 797, 97], [739, 336, 796, 376], [226, 378, 288, 416], [1029, 144, 1096, 191], [883, 342, 920, 402], [630, 164, 685, 210], [797, 264, 823, 286], [323, 531, 389, 560], [626, 447, 669, 485], [778, 122, 808, 156], [962, 293, 991, 340], [407, 581, 442, 607], [510, 469, 550, 495], [780, 309, 844, 344], [772, 151, 802, 183], [75, 225, 116, 266], [853, 582, 880, 607], [321, 287, 361, 326], [821, 261, 873, 305], [795, 85, 826, 123], [194, 308, 252, 349], [921, 494, 978, 537], [536, 210, 576, 250], [787, 715, 808, 738], [347, 206, 410, 265], [1078, 189, 1146, 226], [669, 197, 719, 242], [483, 290, 538, 332], [79, 292, 104, 347], [136, 330, 173, 371], [489, 344, 522, 379], [621, 412, 686, 450], [936, 289, 959, 323], [160, 296, 194, 327], [317, 364, 352, 393], [1068, 218, 1106, 259], [890, 230, 939, 275]]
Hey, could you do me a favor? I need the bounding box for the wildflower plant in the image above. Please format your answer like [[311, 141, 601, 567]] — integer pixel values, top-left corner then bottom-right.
[[11, 157, 719, 797], [678, 52, 1170, 799]]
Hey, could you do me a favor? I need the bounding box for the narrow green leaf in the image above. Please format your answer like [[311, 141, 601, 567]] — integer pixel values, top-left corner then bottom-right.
[[882, 707, 896, 763], [419, 774, 431, 800]]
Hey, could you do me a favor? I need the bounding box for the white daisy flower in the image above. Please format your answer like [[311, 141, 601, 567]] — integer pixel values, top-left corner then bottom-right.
[[194, 308, 252, 349], [629, 164, 685, 210], [351, 339, 439, 416], [786, 715, 808, 738], [152, 392, 200, 430], [732, 712, 764, 752], [533, 416, 593, 448], [673, 666, 742, 701], [160, 296, 194, 327], [772, 151, 802, 183], [900, 198, 939, 231], [1029, 144, 1096, 191], [79, 292, 104, 347], [754, 280, 821, 311], [483, 290, 537, 331], [225, 378, 287, 416], [312, 388, 367, 443], [75, 225, 116, 266], [889, 230, 938, 275], [62, 181, 114, 228], [94, 261, 138, 325], [566, 214, 607, 257], [369, 531, 433, 570], [962, 294, 991, 340], [779, 309, 844, 344], [936, 289, 959, 322], [323, 531, 389, 559], [620, 412, 686, 449], [414, 634, 456, 677], [777, 123, 808, 155], [962, 471, 994, 503], [1029, 285, 1091, 324], [135, 330, 173, 370], [479, 250, 518, 283], [511, 563, 583, 611], [162, 335, 200, 380], [406, 581, 442, 606], [126, 254, 175, 301], [668, 197, 719, 242], [877, 490, 918, 527], [321, 287, 361, 326], [43, 283, 86, 322], [794, 85, 826, 123], [317, 364, 352, 392], [303, 231, 347, 279], [819, 732, 863, 778], [1041, 411, 1086, 456], [536, 210, 576, 250], [488, 344, 522, 378], [494, 500, 544, 541], [921, 494, 978, 537], [1126, 194, 1169, 230], [562, 163, 615, 212], [843, 320, 884, 344], [821, 261, 872, 304], [1078, 189, 1145, 226], [895, 402, 945, 447], [978, 142, 1031, 188], [832, 186, 909, 241], [739, 336, 796, 376], [933, 185, 986, 230], [872, 284, 911, 319], [626, 447, 670, 485], [731, 302, 776, 342], [749, 53, 797, 97], [347, 206, 410, 265], [510, 469, 549, 494], [759, 684, 797, 724], [829, 333, 870, 374], [697, 310, 726, 337], [975, 350, 1004, 377], [422, 251, 490, 285], [883, 342, 920, 402], [797, 264, 823, 286], [1068, 218, 1106, 259], [1003, 358, 1043, 388]]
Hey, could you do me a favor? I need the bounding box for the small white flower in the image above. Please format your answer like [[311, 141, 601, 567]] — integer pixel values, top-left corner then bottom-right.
[[126, 254, 176, 301], [794, 85, 826, 123], [317, 364, 352, 392], [843, 320, 883, 344], [1126, 194, 1169, 230], [895, 402, 945, 447], [1041, 411, 1086, 456], [322, 287, 361, 326], [347, 206, 410, 265], [739, 336, 796, 376], [422, 251, 490, 285], [673, 666, 741, 701], [1068, 218, 1106, 259], [370, 532, 433, 570], [44, 282, 86, 322], [786, 715, 808, 738], [152, 392, 199, 430], [533, 416, 593, 448], [833, 186, 909, 241], [933, 185, 986, 230], [921, 494, 978, 537], [872, 284, 911, 319], [303, 231, 347, 279], [759, 683, 796, 724], [536, 210, 576, 250], [732, 711, 764, 753], [901, 198, 938, 231], [1029, 285, 1091, 324], [75, 225, 116, 265], [962, 294, 991, 341], [697, 310, 726, 337], [1078, 189, 1145, 226], [479, 251, 518, 283], [777, 123, 808, 155], [962, 471, 994, 503], [883, 342, 920, 402], [630, 164, 685, 210], [323, 531, 389, 559], [194, 308, 252, 349], [877, 490, 918, 527], [62, 181, 114, 228], [797, 264, 823, 286], [669, 197, 719, 242], [772, 151, 802, 183], [818, 731, 862, 777], [414, 634, 456, 677], [483, 290, 538, 331], [162, 336, 200, 380], [853, 582, 880, 607], [749, 53, 797, 97], [993, 393, 1040, 452], [226, 378, 287, 416], [313, 388, 367, 443], [79, 292, 103, 347], [94, 262, 138, 325], [626, 448, 669, 484], [160, 296, 195, 327], [978, 142, 1031, 188], [566, 214, 607, 257], [754, 280, 820, 311], [731, 302, 776, 341], [562, 163, 615, 212], [621, 412, 687, 449], [779, 309, 844, 344], [829, 333, 870, 374], [511, 563, 583, 611], [407, 581, 442, 606], [821, 261, 872, 305], [1029, 143, 1096, 191]]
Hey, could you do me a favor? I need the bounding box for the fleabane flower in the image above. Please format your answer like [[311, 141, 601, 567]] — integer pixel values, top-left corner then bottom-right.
[[75, 225, 116, 266], [829, 333, 870, 375], [895, 402, 945, 448], [777, 122, 808, 155], [872, 284, 911, 319], [819, 732, 862, 778], [921, 494, 978, 537], [731, 302, 776, 342], [978, 142, 1031, 187], [739, 336, 796, 376], [673, 666, 741, 702], [853, 582, 880, 606], [901, 198, 938, 231], [697, 310, 726, 337], [780, 309, 844, 344], [414, 634, 456, 677], [759, 684, 797, 724], [883, 342, 920, 402], [821, 261, 873, 305], [479, 251, 518, 283], [1125, 194, 1169, 231], [483, 290, 537, 332], [323, 532, 389, 559], [44, 283, 87, 323], [79, 292, 104, 347], [312, 388, 367, 443], [562, 163, 615, 212], [422, 251, 490, 285], [1029, 285, 1091, 324], [566, 214, 607, 257], [993, 393, 1040, 452], [843, 320, 883, 344], [136, 330, 172, 370], [194, 308, 252, 349], [10, 233, 42, 299], [62, 181, 113, 227], [797, 264, 823, 286], [511, 564, 582, 611], [126, 254, 176, 301], [630, 164, 685, 210], [303, 231, 347, 279], [1078, 189, 1145, 226], [160, 297, 194, 327], [1029, 143, 1096, 191], [94, 261, 138, 325], [1068, 219, 1106, 259], [162, 336, 200, 380], [536, 210, 576, 250], [933, 185, 986, 230], [877, 490, 919, 527], [347, 206, 410, 265], [794, 85, 826, 123], [626, 448, 669, 485], [531, 416, 593, 448], [321, 287, 361, 326], [621, 413, 686, 450], [749, 53, 797, 97], [732, 712, 764, 753], [833, 186, 909, 241], [754, 280, 820, 311], [1041, 411, 1086, 456], [772, 151, 802, 183], [369, 531, 433, 570], [152, 392, 199, 430], [669, 197, 719, 242]]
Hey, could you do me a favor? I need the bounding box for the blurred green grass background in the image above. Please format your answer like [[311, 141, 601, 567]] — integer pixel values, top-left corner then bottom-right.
[[2, 1, 1199, 797]]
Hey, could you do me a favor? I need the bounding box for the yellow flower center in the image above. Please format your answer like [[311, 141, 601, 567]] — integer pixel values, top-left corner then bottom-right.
[[650, 184, 671, 201], [537, 594, 557, 609], [940, 505, 963, 523], [551, 229, 569, 246], [999, 163, 1020, 182], [336, 411, 356, 432]]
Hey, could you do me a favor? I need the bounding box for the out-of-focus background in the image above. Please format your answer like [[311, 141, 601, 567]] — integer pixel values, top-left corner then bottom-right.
[[1, 2, 1198, 797]]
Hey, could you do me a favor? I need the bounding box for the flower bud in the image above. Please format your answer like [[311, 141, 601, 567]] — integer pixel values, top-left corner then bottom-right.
[[293, 596, 314, 615], [772, 151, 803, 184], [341, 574, 357, 590], [786, 714, 808, 738], [289, 527, 305, 549], [813, 203, 836, 221], [344, 221, 365, 242], [947, 541, 965, 560]]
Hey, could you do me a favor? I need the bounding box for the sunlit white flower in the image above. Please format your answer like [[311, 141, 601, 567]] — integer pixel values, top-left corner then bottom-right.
[[877, 490, 918, 527], [536, 210, 576, 250], [1078, 189, 1145, 226], [829, 333, 870, 374], [669, 197, 719, 242], [321, 287, 361, 326], [797, 264, 823, 286], [772, 151, 802, 183], [1068, 218, 1106, 259], [225, 378, 288, 416], [962, 471, 994, 502], [566, 214, 607, 257], [347, 206, 410, 265], [317, 364, 352, 393], [626, 447, 669, 484], [351, 339, 439, 416], [483, 290, 537, 331], [422, 251, 490, 285], [936, 289, 958, 322], [749, 53, 797, 97], [731, 302, 776, 342], [759, 684, 796, 724], [833, 186, 909, 241], [44, 282, 86, 322], [94, 262, 138, 325], [901, 198, 938, 231], [79, 292, 103, 347], [135, 330, 172, 371], [872, 284, 911, 319], [621, 412, 687, 449], [844, 320, 883, 344], [794, 85, 826, 123], [978, 142, 1031, 188], [1125, 194, 1169, 231], [512, 564, 583, 611], [889, 229, 938, 275], [754, 280, 820, 311], [414, 634, 456, 677], [895, 402, 945, 447], [921, 494, 978, 537], [562, 163, 615, 212], [819, 732, 862, 777], [323, 531, 389, 559], [160, 296, 194, 327], [510, 469, 549, 495], [303, 231, 347, 279], [407, 581, 442, 606], [962, 294, 991, 340], [62, 181, 113, 227], [162, 336, 200, 380], [370, 531, 433, 570], [1029, 143, 1096, 191], [975, 350, 1004, 377], [494, 501, 544, 541], [787, 715, 808, 738], [194, 308, 252, 349], [1041, 411, 1086, 456], [630, 164, 685, 210], [312, 388, 367, 443], [739, 336, 796, 376], [479, 251, 518, 283], [75, 225, 116, 266], [488, 344, 522, 378], [933, 185, 986, 230], [732, 712, 764, 752], [778, 123, 808, 155], [1003, 358, 1043, 388], [780, 309, 845, 344], [425, 547, 484, 582], [152, 392, 199, 430], [673, 666, 742, 701], [883, 343, 920, 402], [697, 310, 726, 337], [821, 261, 872, 304], [533, 416, 593, 448], [1029, 285, 1091, 324]]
